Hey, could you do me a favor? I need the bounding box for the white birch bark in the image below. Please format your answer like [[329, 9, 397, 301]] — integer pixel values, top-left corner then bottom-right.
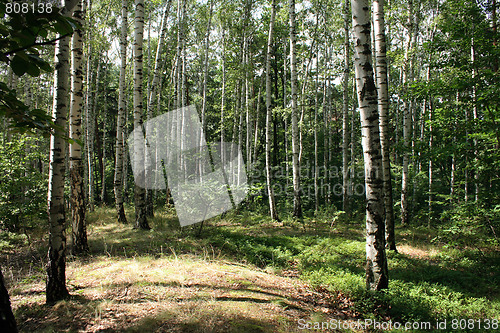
[[401, 0, 414, 225], [220, 27, 226, 165], [471, 38, 479, 201], [266, 0, 279, 221], [289, 0, 302, 218], [373, 0, 396, 250], [351, 0, 388, 290], [69, 0, 89, 254], [133, 0, 149, 229], [314, 51, 319, 213], [47, 0, 79, 304], [147, 0, 172, 116], [342, 0, 350, 213], [114, 0, 128, 223]]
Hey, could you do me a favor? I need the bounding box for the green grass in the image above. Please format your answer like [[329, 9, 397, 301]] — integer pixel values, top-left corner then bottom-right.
[[137, 208, 500, 324], [4, 206, 500, 332]]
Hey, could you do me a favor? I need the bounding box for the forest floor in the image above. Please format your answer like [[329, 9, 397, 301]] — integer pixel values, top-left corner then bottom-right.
[[2, 206, 499, 332]]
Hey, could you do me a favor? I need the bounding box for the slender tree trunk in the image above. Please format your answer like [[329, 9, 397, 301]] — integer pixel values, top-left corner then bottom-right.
[[342, 0, 350, 213], [289, 0, 302, 218], [244, 40, 251, 167], [471, 38, 479, 201], [0, 265, 17, 333], [133, 0, 149, 230], [201, 0, 213, 140], [220, 27, 226, 165], [266, 0, 279, 221], [91, 61, 102, 201], [147, 0, 172, 113], [314, 51, 319, 213], [145, 0, 173, 217], [85, 58, 99, 212], [100, 87, 108, 204], [253, 86, 260, 164], [493, 0, 498, 72], [351, 0, 389, 291], [323, 49, 329, 205], [114, 0, 128, 223], [400, 0, 413, 225], [47, 0, 77, 304], [180, 0, 187, 108], [350, 80, 356, 204], [428, 88, 433, 226], [175, 0, 184, 108], [373, 0, 396, 251], [450, 93, 458, 202], [199, 0, 213, 182], [70, 0, 89, 255]]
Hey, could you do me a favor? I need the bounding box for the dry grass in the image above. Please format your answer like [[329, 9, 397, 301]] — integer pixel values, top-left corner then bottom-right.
[[397, 245, 439, 261], [7, 214, 357, 333]]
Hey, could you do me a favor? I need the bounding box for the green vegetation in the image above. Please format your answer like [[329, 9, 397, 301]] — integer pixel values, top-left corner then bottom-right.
[[3, 207, 498, 332], [0, 0, 499, 330]]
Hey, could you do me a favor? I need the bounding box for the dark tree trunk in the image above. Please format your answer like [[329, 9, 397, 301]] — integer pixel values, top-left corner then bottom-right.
[[0, 266, 17, 333]]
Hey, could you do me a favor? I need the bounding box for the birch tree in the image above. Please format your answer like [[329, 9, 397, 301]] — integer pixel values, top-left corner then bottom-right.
[[266, 0, 279, 221], [114, 0, 128, 223], [373, 0, 396, 251], [146, 0, 172, 115], [69, 0, 89, 254], [342, 0, 350, 213], [47, 0, 78, 304], [401, 0, 414, 225], [133, 0, 149, 230], [289, 0, 302, 218], [351, 0, 389, 290]]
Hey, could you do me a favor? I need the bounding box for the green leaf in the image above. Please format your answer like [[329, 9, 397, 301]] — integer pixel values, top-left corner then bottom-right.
[[10, 54, 27, 76], [54, 17, 74, 36], [26, 62, 40, 77]]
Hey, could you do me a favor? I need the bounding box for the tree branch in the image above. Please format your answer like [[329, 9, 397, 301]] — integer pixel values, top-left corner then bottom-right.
[[2, 32, 73, 58]]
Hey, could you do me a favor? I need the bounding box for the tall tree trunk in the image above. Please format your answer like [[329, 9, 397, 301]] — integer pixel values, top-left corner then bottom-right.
[[220, 27, 226, 165], [289, 0, 302, 218], [350, 81, 356, 201], [133, 0, 149, 230], [314, 51, 319, 213], [147, 0, 172, 113], [85, 57, 98, 212], [114, 0, 128, 223], [471, 37, 479, 201], [200, 0, 213, 181], [144, 1, 173, 218], [175, 0, 184, 109], [266, 0, 279, 221], [428, 78, 433, 226], [100, 87, 108, 204], [180, 0, 187, 108], [47, 0, 77, 304], [351, 0, 389, 291], [493, 0, 498, 72], [322, 48, 329, 205], [0, 265, 17, 333], [373, 0, 396, 251], [253, 86, 261, 164], [342, 0, 350, 213], [400, 0, 413, 226], [70, 0, 89, 255]]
